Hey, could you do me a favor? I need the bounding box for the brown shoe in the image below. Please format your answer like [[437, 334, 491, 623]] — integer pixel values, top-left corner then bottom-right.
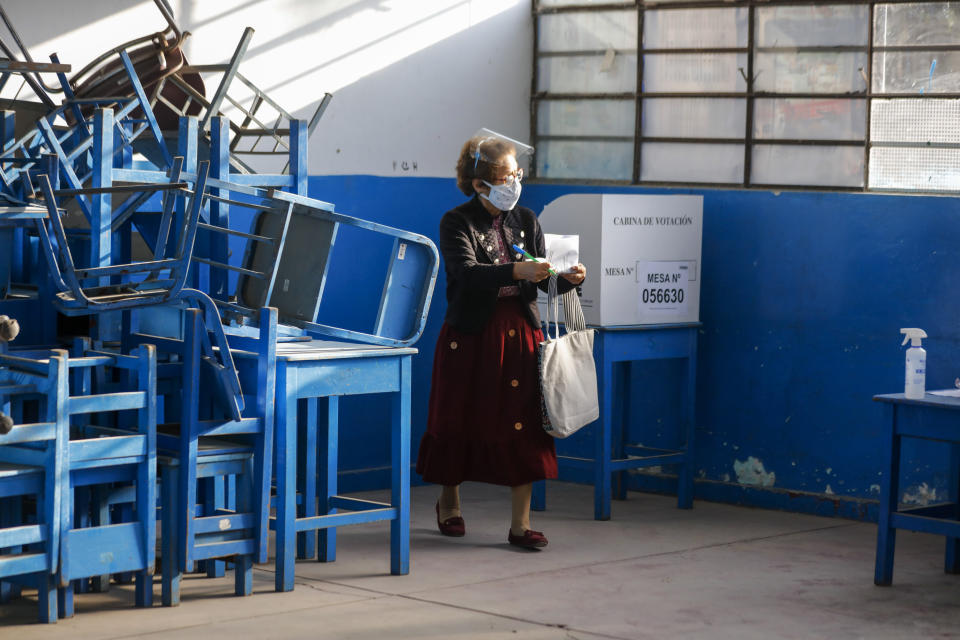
[[436, 501, 465, 537], [508, 529, 548, 549]]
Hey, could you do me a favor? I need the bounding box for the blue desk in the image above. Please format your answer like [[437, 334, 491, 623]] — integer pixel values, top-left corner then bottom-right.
[[873, 393, 960, 585], [265, 340, 416, 592], [534, 323, 699, 520]]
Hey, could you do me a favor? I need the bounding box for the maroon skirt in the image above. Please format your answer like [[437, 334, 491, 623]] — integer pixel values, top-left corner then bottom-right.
[[416, 296, 558, 487]]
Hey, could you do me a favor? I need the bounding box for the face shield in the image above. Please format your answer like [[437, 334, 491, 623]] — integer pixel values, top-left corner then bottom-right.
[[471, 128, 534, 187]]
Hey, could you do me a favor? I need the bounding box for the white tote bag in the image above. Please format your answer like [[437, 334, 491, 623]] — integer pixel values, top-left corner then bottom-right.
[[539, 276, 599, 438]]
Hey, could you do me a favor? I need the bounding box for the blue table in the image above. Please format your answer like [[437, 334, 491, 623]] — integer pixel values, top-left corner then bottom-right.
[[534, 323, 699, 520], [261, 340, 416, 592], [873, 392, 960, 585]]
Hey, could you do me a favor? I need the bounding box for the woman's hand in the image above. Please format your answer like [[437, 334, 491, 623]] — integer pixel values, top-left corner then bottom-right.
[[561, 263, 586, 285], [513, 260, 552, 283]]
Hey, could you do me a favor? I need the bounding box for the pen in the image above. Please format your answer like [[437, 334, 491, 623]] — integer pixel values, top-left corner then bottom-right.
[[512, 244, 557, 276]]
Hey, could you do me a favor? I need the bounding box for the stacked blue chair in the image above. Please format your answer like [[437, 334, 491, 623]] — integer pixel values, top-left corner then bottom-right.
[[33, 160, 245, 421], [128, 306, 277, 604], [55, 343, 157, 617], [0, 350, 67, 623]]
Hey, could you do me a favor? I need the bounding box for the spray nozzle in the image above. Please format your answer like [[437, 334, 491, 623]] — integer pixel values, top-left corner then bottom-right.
[[901, 327, 927, 347]]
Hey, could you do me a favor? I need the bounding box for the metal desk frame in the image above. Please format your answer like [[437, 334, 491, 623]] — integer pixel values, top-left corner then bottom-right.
[[259, 340, 415, 592], [873, 392, 960, 585], [534, 323, 699, 520]]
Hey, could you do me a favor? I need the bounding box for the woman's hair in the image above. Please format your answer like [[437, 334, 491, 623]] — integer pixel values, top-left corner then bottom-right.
[[455, 135, 516, 196]]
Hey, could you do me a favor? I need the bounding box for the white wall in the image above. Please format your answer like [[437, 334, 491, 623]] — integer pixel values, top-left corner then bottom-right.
[[1, 0, 532, 177]]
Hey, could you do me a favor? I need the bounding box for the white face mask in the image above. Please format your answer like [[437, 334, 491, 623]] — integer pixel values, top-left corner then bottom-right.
[[480, 179, 521, 211]]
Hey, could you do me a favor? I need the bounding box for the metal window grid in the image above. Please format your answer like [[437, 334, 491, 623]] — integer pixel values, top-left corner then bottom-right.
[[531, 0, 960, 192]]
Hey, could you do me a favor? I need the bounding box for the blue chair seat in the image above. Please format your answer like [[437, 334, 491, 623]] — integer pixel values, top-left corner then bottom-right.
[[54, 285, 175, 314]]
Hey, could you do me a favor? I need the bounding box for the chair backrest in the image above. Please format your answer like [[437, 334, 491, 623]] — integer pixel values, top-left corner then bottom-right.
[[0, 350, 68, 574], [55, 343, 157, 584]]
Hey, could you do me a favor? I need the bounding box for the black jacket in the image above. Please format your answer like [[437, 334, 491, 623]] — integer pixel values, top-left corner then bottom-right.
[[439, 196, 576, 333]]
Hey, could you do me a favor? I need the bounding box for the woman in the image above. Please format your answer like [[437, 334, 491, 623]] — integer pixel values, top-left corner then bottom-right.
[[415, 131, 586, 549]]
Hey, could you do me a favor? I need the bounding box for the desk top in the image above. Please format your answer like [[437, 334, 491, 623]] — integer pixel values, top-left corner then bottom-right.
[[232, 339, 418, 362], [873, 392, 960, 410]]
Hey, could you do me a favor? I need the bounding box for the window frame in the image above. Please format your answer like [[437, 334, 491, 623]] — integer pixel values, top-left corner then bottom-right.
[[530, 0, 960, 192]]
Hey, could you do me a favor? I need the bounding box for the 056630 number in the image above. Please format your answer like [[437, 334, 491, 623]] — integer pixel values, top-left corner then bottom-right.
[[642, 288, 685, 304]]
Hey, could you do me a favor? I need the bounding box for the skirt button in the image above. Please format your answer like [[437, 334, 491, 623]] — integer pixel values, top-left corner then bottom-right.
[[514, 422, 523, 431], [508, 329, 516, 337], [511, 379, 519, 388], [450, 341, 458, 350]]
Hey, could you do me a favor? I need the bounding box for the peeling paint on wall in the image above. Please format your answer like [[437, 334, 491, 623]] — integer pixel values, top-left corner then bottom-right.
[[902, 482, 938, 506], [733, 456, 776, 487]]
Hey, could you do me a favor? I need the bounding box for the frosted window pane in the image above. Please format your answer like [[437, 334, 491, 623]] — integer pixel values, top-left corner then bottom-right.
[[538, 54, 637, 93], [871, 98, 960, 143], [751, 145, 864, 187], [754, 99, 865, 140], [874, 3, 960, 45], [643, 8, 748, 48], [538, 140, 633, 180], [872, 51, 960, 93], [538, 100, 635, 137], [539, 11, 637, 52], [869, 147, 960, 191], [641, 143, 744, 183], [755, 5, 868, 47], [644, 54, 748, 92], [754, 52, 867, 93], [643, 98, 746, 138]]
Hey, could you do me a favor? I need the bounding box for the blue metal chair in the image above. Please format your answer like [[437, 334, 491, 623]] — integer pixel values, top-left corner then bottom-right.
[[54, 343, 157, 617], [148, 306, 276, 604], [34, 161, 245, 421], [195, 180, 439, 348], [0, 350, 66, 623], [35, 158, 197, 312]]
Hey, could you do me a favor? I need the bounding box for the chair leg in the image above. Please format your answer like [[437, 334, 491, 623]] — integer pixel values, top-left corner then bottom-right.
[[318, 397, 337, 563], [203, 477, 226, 578], [161, 464, 181, 606], [74, 489, 92, 593], [114, 503, 135, 584], [298, 399, 318, 560], [57, 582, 74, 619], [37, 573, 58, 624], [135, 568, 153, 607], [234, 555, 253, 596], [91, 486, 111, 592]]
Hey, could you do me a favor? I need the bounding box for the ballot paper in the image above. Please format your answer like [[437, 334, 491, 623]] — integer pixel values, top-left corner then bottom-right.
[[544, 233, 579, 274]]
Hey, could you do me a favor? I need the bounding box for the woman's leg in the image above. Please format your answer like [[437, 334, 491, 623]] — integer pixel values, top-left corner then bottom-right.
[[510, 483, 532, 535], [438, 484, 461, 520]]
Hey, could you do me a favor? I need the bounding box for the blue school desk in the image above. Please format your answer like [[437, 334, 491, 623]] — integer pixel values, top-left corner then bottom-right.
[[534, 323, 700, 520], [241, 340, 416, 592], [873, 392, 960, 585]]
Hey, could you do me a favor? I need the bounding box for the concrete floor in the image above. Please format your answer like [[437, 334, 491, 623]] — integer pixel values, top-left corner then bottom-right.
[[3, 481, 960, 639]]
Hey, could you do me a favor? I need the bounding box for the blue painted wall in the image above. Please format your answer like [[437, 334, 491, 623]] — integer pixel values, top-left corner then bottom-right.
[[7, 175, 956, 520], [309, 175, 960, 521]]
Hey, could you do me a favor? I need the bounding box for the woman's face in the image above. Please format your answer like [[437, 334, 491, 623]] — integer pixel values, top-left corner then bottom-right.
[[473, 152, 521, 195]]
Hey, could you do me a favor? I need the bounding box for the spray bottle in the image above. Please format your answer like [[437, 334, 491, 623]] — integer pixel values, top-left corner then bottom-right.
[[900, 328, 927, 399]]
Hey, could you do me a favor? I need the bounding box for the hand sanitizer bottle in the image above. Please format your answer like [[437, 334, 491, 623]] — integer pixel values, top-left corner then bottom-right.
[[900, 328, 927, 399]]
